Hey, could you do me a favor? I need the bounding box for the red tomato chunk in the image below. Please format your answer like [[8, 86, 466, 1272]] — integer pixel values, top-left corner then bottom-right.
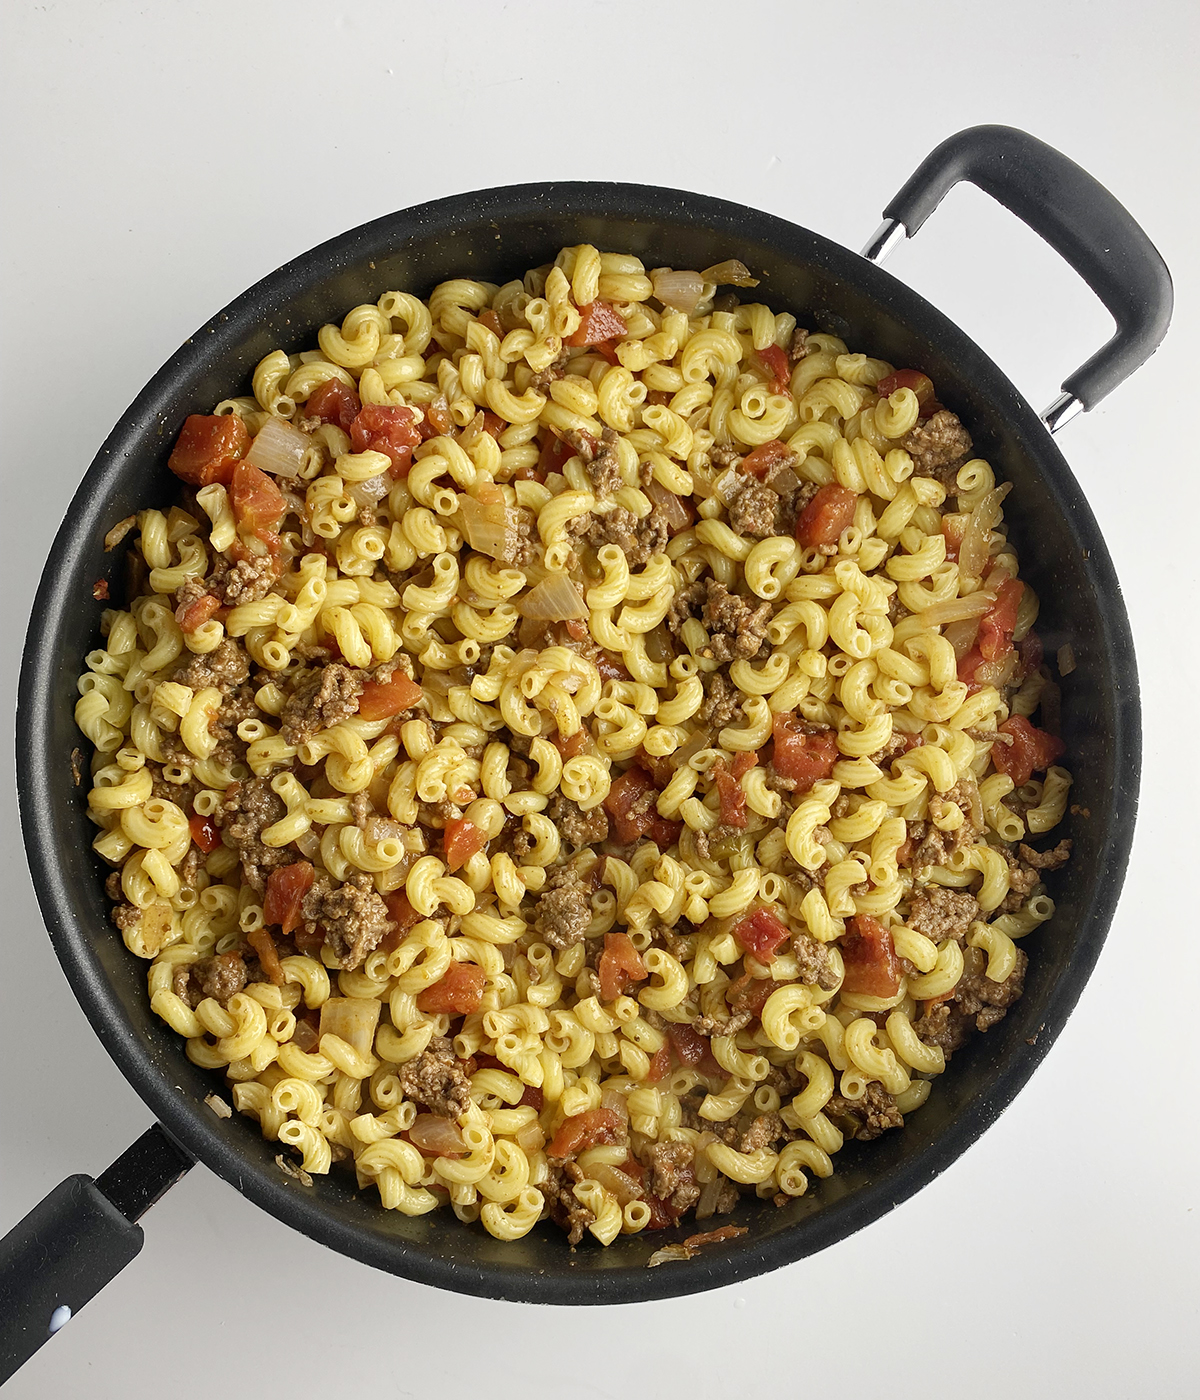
[[176, 592, 221, 634], [547, 1107, 624, 1159], [305, 378, 361, 433], [840, 915, 901, 998], [757, 344, 790, 395], [229, 462, 286, 538], [741, 439, 792, 479], [875, 368, 940, 418], [357, 672, 423, 720], [713, 759, 748, 829], [992, 714, 1066, 787], [443, 817, 487, 873], [772, 714, 838, 792], [167, 414, 248, 487], [598, 931, 648, 1001], [602, 768, 681, 848], [416, 962, 486, 1015], [262, 861, 315, 936], [564, 300, 626, 347], [978, 577, 1024, 662], [246, 928, 285, 986], [350, 404, 422, 477], [188, 812, 220, 854], [795, 483, 857, 548], [732, 907, 791, 960]]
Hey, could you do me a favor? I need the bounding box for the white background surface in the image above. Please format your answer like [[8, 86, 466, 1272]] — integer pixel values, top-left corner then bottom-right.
[[2, 2, 1198, 1395]]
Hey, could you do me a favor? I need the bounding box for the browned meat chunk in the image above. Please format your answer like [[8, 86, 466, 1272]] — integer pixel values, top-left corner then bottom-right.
[[207, 552, 277, 606], [218, 776, 293, 892], [824, 1084, 904, 1141], [643, 1140, 701, 1216], [709, 443, 742, 469], [300, 871, 392, 971], [280, 663, 365, 746], [528, 349, 569, 395], [541, 1160, 597, 1245], [737, 1113, 785, 1153], [913, 945, 1028, 1055], [696, 671, 745, 732], [548, 793, 609, 848], [998, 847, 1043, 912], [905, 885, 980, 943], [171, 952, 248, 1009], [576, 506, 670, 567], [174, 638, 251, 695], [902, 410, 973, 487], [1018, 838, 1072, 871], [726, 476, 783, 539], [398, 1036, 473, 1118], [700, 580, 771, 662], [573, 426, 623, 497], [534, 865, 593, 950], [789, 327, 810, 363], [792, 930, 839, 990], [692, 1009, 753, 1038]]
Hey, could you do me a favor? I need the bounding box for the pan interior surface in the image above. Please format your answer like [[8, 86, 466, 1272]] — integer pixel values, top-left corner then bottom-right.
[[18, 183, 1138, 1303]]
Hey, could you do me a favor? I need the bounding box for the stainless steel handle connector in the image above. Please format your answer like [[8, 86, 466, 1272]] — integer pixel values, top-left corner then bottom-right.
[[861, 218, 907, 265]]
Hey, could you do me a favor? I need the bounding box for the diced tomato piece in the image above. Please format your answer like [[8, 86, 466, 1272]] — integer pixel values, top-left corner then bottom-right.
[[477, 308, 503, 338], [667, 1021, 707, 1067], [564, 299, 627, 348], [992, 714, 1066, 787], [731, 751, 758, 780], [603, 768, 661, 844], [741, 439, 793, 480], [840, 915, 901, 998], [350, 404, 422, 478], [262, 861, 315, 937], [519, 1084, 545, 1112], [796, 483, 857, 548], [547, 1107, 624, 1158], [305, 378, 361, 433], [979, 577, 1024, 663], [229, 461, 287, 539], [726, 972, 777, 1019], [757, 344, 790, 395], [646, 815, 683, 850], [419, 399, 455, 441], [772, 714, 839, 791], [875, 368, 940, 418], [481, 410, 506, 437], [443, 817, 487, 873], [1017, 630, 1044, 678], [167, 414, 248, 487], [645, 1042, 671, 1084], [188, 812, 220, 854], [357, 672, 423, 720], [592, 341, 621, 365], [598, 931, 648, 1001], [246, 927, 285, 986], [383, 888, 422, 933], [634, 748, 675, 789], [732, 907, 791, 960], [552, 728, 589, 761], [294, 924, 325, 958], [713, 759, 748, 829], [175, 592, 221, 634], [416, 961, 487, 1015], [537, 431, 573, 481], [594, 650, 630, 683]]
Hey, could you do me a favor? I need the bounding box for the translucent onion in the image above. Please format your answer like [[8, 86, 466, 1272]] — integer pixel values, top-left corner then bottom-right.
[[648, 1244, 694, 1267], [244, 416, 311, 478], [318, 996, 381, 1057], [700, 259, 760, 288], [458, 495, 521, 560], [915, 592, 996, 628], [600, 1087, 630, 1122], [589, 1162, 644, 1207], [365, 815, 407, 843], [348, 474, 390, 507], [645, 478, 692, 533], [943, 617, 981, 661], [519, 574, 587, 621], [651, 268, 706, 315], [957, 482, 1012, 581], [973, 652, 1019, 688], [408, 1114, 466, 1155], [713, 467, 743, 503], [1057, 643, 1077, 676]]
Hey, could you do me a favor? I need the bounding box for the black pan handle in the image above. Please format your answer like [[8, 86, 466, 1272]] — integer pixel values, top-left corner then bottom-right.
[[0, 1124, 192, 1383], [864, 124, 1173, 428]]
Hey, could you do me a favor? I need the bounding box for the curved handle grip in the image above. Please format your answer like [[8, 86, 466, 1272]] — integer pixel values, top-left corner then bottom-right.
[[0, 1125, 192, 1383], [875, 125, 1173, 416]]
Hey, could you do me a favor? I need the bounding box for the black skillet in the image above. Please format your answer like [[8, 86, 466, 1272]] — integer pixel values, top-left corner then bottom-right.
[[0, 126, 1171, 1382]]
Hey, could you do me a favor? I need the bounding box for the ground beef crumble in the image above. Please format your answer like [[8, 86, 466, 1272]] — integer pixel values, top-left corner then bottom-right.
[[217, 776, 293, 893], [207, 552, 277, 606], [397, 1036, 472, 1118], [823, 1085, 904, 1141], [174, 638, 251, 695], [300, 871, 393, 971], [913, 945, 1028, 1057], [280, 663, 365, 745], [533, 864, 594, 949], [905, 886, 980, 943], [902, 410, 973, 487], [668, 578, 770, 663], [171, 952, 248, 1009], [575, 505, 670, 567], [540, 1160, 597, 1245], [547, 793, 609, 848]]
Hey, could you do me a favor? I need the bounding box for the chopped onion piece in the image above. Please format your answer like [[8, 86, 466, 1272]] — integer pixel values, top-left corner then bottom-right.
[[519, 574, 587, 621], [318, 996, 381, 1058], [408, 1114, 466, 1155], [767, 466, 799, 497], [1057, 642, 1077, 676], [943, 616, 982, 661], [651, 268, 706, 314], [648, 1244, 694, 1267], [974, 652, 1019, 687], [244, 416, 311, 478], [459, 494, 521, 561], [348, 474, 390, 507], [957, 483, 1011, 581], [700, 259, 760, 288], [713, 467, 743, 503], [365, 815, 406, 843], [644, 479, 692, 532], [915, 592, 996, 628]]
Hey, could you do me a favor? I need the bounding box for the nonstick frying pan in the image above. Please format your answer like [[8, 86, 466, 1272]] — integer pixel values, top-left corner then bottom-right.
[[0, 126, 1171, 1382]]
